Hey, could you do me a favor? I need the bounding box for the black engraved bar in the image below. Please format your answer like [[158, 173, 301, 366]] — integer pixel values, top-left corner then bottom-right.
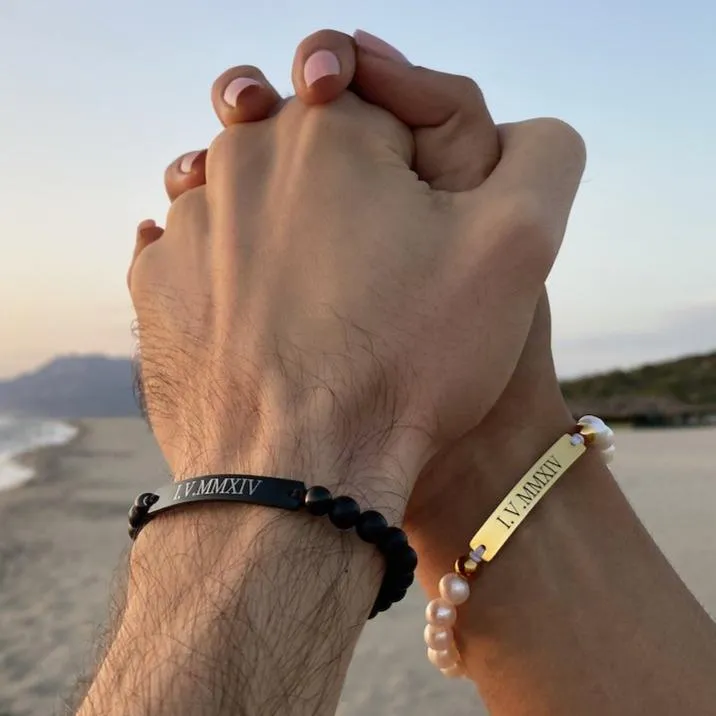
[[147, 475, 307, 516]]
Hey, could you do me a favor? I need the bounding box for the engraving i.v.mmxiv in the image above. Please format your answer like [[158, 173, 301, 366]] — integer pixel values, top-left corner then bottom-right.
[[173, 477, 263, 500], [495, 454, 563, 530]]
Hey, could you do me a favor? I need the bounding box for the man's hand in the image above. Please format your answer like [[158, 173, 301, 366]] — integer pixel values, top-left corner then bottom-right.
[[107, 43, 585, 716], [82, 33, 716, 716], [136, 35, 585, 525]]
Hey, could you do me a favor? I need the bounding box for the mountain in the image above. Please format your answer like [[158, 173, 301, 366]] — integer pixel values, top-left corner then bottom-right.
[[0, 355, 139, 418], [1, 351, 715, 422]]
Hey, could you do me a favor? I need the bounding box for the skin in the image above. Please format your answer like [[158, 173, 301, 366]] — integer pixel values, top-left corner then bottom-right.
[[79, 29, 716, 716]]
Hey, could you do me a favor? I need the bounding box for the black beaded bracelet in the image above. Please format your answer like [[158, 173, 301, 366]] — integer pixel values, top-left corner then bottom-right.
[[127, 475, 417, 619]]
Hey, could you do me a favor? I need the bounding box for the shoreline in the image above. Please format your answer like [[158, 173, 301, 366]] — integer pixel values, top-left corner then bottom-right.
[[0, 420, 85, 494], [0, 419, 714, 716], [0, 418, 163, 716]]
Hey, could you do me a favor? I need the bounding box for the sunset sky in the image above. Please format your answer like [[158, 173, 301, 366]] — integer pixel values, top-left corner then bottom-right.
[[2, 0, 715, 379]]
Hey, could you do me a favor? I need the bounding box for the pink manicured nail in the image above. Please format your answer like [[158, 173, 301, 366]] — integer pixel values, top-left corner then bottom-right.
[[178, 150, 202, 174], [303, 49, 341, 87], [223, 76, 262, 107], [353, 30, 410, 64]]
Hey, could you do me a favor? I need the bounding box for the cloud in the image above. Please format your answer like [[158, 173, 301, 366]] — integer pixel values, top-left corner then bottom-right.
[[554, 302, 716, 378]]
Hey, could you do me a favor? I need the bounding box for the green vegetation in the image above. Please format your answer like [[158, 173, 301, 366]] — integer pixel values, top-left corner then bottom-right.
[[560, 350, 716, 425], [561, 351, 716, 406]]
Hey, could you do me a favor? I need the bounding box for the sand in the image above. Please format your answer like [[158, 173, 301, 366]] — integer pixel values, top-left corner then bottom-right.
[[0, 419, 714, 716]]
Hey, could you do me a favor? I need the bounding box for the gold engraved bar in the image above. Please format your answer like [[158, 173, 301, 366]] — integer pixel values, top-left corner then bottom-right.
[[469, 434, 586, 561]]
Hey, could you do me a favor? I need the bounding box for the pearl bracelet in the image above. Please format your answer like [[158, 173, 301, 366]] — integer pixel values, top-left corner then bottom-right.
[[423, 415, 616, 678]]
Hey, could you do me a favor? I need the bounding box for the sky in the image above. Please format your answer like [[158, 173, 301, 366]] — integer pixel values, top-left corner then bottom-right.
[[1, 0, 715, 379]]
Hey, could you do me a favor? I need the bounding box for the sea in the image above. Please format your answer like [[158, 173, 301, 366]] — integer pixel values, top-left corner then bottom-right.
[[0, 415, 78, 491]]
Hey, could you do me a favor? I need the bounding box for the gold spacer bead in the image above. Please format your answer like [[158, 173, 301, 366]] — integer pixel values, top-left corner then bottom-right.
[[577, 416, 609, 447], [576, 425, 597, 446], [454, 555, 480, 579]]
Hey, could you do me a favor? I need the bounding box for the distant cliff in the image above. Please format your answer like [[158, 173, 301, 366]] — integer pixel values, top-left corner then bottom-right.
[[1, 351, 715, 422], [0, 355, 138, 419]]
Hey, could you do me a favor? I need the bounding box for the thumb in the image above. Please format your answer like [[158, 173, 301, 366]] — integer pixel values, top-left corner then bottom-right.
[[351, 30, 500, 192], [451, 118, 586, 285]]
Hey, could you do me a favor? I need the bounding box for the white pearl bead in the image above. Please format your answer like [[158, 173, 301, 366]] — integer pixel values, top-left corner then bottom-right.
[[438, 573, 470, 605], [601, 445, 616, 464], [427, 646, 459, 669], [424, 624, 454, 650], [425, 598, 457, 627], [440, 662, 465, 679], [594, 427, 615, 450]]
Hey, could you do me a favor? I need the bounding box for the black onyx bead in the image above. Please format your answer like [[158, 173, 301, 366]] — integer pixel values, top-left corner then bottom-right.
[[390, 587, 409, 605], [388, 545, 418, 572], [128, 504, 146, 528], [329, 496, 361, 530], [377, 526, 408, 558], [356, 510, 388, 544], [134, 492, 157, 509], [384, 571, 415, 592], [304, 486, 334, 516], [373, 590, 393, 613]]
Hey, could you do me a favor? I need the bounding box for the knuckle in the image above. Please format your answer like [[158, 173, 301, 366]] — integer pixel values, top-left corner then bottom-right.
[[204, 125, 269, 203], [534, 117, 587, 168], [206, 125, 256, 167], [453, 74, 484, 102], [493, 193, 555, 270], [290, 94, 411, 153], [438, 74, 489, 124], [128, 247, 158, 298], [206, 129, 232, 168]]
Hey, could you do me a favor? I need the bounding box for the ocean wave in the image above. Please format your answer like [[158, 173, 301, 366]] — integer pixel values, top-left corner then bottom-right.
[[0, 417, 78, 491]]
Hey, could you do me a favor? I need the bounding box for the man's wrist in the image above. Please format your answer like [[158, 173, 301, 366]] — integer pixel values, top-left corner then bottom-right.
[[128, 500, 384, 610], [85, 503, 382, 715], [168, 415, 432, 525]]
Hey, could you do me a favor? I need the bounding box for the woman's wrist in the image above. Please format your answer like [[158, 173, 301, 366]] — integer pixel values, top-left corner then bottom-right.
[[407, 390, 716, 715], [406, 380, 575, 530]]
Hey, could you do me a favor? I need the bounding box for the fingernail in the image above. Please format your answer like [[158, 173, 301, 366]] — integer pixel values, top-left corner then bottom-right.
[[303, 49, 341, 88], [223, 76, 262, 107], [353, 30, 410, 64], [178, 150, 203, 174], [137, 219, 156, 231]]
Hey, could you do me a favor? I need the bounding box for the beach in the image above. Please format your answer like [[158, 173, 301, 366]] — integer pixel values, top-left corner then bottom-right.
[[0, 419, 714, 716]]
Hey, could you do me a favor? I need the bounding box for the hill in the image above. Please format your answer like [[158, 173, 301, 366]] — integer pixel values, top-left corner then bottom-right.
[[1, 351, 715, 423], [0, 355, 138, 419], [561, 350, 716, 424]]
